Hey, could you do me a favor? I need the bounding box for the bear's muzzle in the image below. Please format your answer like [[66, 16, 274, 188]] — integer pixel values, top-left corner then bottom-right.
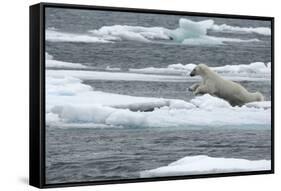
[[190, 70, 195, 76]]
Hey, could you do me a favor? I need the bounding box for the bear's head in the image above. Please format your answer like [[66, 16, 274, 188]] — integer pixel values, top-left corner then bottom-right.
[[190, 64, 208, 77]]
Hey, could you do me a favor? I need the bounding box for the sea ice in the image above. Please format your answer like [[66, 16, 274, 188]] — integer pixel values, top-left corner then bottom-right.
[[46, 74, 271, 128], [140, 155, 271, 178]]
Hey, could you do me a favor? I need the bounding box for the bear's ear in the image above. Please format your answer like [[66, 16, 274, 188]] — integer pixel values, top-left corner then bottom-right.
[[198, 63, 206, 68], [197, 64, 203, 69], [197, 64, 208, 72]]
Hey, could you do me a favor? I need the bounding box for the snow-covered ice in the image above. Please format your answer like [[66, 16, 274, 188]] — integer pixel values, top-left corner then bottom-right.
[[129, 62, 271, 80], [89, 19, 262, 45], [46, 18, 268, 45], [211, 23, 271, 36], [46, 53, 89, 69], [46, 29, 111, 43], [46, 72, 271, 128], [140, 155, 271, 178]]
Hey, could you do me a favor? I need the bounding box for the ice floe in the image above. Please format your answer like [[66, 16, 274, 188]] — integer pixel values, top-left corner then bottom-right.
[[46, 73, 271, 128], [89, 19, 262, 45], [140, 155, 271, 178], [46, 18, 268, 45], [129, 62, 271, 80], [45, 52, 89, 69], [46, 29, 111, 43]]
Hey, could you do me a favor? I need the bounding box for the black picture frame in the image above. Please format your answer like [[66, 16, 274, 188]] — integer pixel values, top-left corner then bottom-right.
[[30, 2, 274, 188]]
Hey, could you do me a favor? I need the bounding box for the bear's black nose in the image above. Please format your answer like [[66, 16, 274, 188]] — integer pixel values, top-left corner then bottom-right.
[[190, 72, 195, 77]]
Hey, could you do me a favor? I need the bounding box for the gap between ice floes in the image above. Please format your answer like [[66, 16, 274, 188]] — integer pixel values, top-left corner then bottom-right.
[[46, 68, 270, 82], [46, 52, 270, 81], [46, 52, 122, 72]]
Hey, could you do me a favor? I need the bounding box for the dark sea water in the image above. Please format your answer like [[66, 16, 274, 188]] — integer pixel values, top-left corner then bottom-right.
[[84, 80, 271, 102], [46, 126, 270, 183], [45, 8, 272, 184]]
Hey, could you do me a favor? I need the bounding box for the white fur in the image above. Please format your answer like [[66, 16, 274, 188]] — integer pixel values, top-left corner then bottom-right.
[[189, 64, 264, 106]]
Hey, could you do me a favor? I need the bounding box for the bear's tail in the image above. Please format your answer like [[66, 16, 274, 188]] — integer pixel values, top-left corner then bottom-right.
[[253, 92, 264, 102]]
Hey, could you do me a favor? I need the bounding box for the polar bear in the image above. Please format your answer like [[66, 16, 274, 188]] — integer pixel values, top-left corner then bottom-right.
[[188, 64, 264, 106]]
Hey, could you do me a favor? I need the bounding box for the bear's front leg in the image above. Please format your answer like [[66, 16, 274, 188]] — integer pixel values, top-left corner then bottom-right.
[[188, 83, 200, 92], [194, 85, 209, 95]]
